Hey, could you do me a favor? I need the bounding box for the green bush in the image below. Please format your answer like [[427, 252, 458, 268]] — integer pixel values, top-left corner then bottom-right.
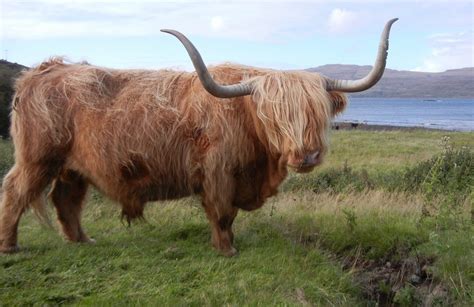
[[284, 137, 473, 199], [403, 137, 473, 197]]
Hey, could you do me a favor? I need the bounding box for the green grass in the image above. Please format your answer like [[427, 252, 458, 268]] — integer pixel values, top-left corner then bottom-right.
[[0, 138, 13, 178], [0, 129, 473, 305], [1, 202, 360, 305], [324, 129, 473, 172]]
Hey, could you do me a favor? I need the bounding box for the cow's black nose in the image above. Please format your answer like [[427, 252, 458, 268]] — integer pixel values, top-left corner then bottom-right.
[[303, 151, 320, 166]]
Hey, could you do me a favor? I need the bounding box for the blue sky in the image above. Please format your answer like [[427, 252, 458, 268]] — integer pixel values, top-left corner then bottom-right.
[[1, 0, 473, 72]]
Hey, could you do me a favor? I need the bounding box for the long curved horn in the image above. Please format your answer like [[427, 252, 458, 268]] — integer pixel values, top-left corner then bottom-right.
[[325, 18, 398, 92], [161, 29, 253, 98]]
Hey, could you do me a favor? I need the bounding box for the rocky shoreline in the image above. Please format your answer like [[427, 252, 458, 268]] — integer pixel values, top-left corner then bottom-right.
[[332, 122, 446, 131]]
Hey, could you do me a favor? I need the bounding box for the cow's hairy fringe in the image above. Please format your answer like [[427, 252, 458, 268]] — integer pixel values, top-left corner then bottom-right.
[[249, 70, 333, 154]]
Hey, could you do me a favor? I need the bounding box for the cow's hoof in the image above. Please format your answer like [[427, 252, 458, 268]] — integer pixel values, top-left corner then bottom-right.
[[68, 237, 96, 244], [78, 235, 96, 244], [219, 246, 238, 257], [0, 244, 20, 254], [84, 238, 96, 244]]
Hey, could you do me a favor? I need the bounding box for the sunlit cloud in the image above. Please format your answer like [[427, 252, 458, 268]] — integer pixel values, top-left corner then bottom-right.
[[1, 0, 472, 70], [327, 8, 358, 33], [1, 1, 320, 41], [413, 31, 473, 72], [210, 16, 224, 31]]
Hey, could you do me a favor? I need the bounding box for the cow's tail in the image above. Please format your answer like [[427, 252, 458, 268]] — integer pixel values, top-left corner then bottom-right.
[[30, 196, 54, 229]]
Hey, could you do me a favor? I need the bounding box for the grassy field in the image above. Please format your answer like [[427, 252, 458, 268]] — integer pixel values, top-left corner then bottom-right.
[[0, 129, 472, 305]]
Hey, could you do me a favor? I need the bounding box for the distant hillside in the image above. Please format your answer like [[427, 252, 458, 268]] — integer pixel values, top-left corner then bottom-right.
[[308, 65, 474, 98], [0, 60, 28, 137]]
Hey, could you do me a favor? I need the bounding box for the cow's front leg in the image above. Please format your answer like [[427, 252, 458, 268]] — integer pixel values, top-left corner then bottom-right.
[[201, 201, 238, 257], [201, 170, 238, 257]]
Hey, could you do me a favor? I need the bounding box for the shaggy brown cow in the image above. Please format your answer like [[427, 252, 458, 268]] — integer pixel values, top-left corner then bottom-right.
[[0, 19, 397, 256]]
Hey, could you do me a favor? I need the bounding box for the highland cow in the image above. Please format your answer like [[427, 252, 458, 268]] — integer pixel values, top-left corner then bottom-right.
[[0, 19, 397, 256]]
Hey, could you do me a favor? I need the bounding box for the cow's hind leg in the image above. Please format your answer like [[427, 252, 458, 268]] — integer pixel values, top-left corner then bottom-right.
[[50, 170, 93, 243], [0, 163, 54, 253]]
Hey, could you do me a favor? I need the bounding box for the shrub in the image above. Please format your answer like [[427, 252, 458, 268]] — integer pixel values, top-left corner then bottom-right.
[[403, 136, 473, 197], [409, 138, 473, 230], [284, 136, 473, 200]]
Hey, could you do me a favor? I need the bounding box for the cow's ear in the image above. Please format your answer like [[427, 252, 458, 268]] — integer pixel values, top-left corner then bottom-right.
[[328, 91, 348, 117]]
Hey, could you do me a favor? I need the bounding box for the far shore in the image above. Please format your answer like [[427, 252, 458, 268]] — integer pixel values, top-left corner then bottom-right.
[[332, 122, 450, 132], [0, 123, 470, 142]]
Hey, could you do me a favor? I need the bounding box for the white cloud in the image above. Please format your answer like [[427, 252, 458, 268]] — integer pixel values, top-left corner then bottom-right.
[[2, 0, 473, 71], [2, 1, 470, 41], [210, 16, 224, 31], [327, 8, 358, 33], [0, 1, 320, 41], [413, 31, 473, 72]]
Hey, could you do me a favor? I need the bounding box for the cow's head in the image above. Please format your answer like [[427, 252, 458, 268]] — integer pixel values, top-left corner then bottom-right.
[[162, 18, 397, 173]]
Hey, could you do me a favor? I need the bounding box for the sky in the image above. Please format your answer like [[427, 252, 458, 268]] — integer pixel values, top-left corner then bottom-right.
[[0, 0, 473, 72]]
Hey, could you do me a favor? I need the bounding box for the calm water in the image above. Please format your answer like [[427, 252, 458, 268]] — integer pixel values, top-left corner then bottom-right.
[[337, 98, 474, 131]]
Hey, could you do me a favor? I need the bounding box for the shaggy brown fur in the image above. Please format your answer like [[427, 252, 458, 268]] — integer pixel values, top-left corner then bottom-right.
[[0, 58, 347, 256]]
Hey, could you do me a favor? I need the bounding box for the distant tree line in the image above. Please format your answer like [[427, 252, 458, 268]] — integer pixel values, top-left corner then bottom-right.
[[0, 82, 14, 138], [0, 60, 27, 138]]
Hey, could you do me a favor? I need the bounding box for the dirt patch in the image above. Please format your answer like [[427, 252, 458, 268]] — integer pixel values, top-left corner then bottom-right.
[[344, 255, 449, 306], [291, 233, 450, 305]]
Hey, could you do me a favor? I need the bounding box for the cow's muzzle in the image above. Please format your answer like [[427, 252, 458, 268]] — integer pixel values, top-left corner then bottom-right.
[[287, 150, 321, 173]]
